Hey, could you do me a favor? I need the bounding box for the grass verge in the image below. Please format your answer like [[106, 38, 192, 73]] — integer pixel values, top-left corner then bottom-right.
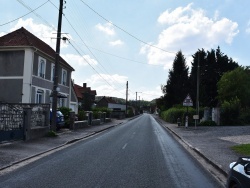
[[231, 144, 250, 155]]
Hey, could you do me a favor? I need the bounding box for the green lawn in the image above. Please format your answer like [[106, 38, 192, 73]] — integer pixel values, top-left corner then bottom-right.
[[231, 144, 250, 155]]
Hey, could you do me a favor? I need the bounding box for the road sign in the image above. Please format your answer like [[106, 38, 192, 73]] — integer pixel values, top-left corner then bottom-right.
[[193, 115, 199, 119], [183, 94, 193, 106]]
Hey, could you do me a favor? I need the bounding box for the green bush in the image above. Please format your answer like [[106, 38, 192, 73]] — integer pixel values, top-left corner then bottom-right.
[[78, 110, 86, 121], [92, 111, 99, 119], [127, 108, 134, 117], [58, 107, 71, 126], [160, 106, 196, 125], [220, 97, 241, 125], [239, 107, 250, 124], [91, 107, 112, 119], [47, 130, 58, 137], [199, 120, 217, 126]]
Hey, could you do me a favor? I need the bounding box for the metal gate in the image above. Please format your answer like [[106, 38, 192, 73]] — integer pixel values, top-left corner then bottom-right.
[[0, 103, 24, 142]]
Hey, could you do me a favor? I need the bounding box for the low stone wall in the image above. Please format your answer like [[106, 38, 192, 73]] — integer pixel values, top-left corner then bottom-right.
[[74, 120, 88, 129], [28, 126, 50, 140], [92, 119, 101, 126], [105, 118, 111, 123]]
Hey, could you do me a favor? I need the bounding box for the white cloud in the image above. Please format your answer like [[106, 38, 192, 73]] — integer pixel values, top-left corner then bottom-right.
[[72, 73, 128, 97], [61, 54, 98, 67], [95, 22, 115, 36], [142, 3, 239, 68], [9, 18, 70, 49], [129, 86, 162, 101], [109, 39, 124, 46], [84, 74, 127, 85], [246, 20, 250, 34], [0, 32, 6, 37], [158, 3, 193, 25]]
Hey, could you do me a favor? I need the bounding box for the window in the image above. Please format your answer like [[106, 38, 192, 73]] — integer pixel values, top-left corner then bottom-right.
[[38, 57, 46, 78], [36, 89, 44, 104], [51, 64, 55, 81], [59, 98, 66, 107], [62, 69, 67, 85]]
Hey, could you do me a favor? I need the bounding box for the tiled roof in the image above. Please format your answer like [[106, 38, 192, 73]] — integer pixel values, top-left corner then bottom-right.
[[73, 84, 97, 99], [0, 27, 74, 71], [73, 84, 83, 99], [102, 96, 116, 104], [90, 90, 97, 95]]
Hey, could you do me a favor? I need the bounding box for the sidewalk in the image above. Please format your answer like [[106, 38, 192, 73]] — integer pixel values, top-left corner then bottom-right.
[[0, 119, 125, 170], [154, 115, 250, 176]]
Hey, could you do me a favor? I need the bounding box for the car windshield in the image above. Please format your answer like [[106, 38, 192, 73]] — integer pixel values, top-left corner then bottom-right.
[[57, 111, 63, 116]]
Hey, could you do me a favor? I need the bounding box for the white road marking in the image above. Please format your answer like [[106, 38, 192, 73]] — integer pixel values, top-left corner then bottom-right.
[[122, 143, 128, 150]]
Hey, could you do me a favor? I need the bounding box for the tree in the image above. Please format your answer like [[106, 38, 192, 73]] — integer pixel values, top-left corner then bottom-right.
[[189, 49, 206, 107], [189, 47, 239, 107], [162, 51, 189, 108], [217, 67, 250, 107]]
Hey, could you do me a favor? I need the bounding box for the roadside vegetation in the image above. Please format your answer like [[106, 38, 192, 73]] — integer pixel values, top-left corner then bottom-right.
[[157, 47, 250, 126], [231, 144, 250, 155], [58, 107, 112, 126]]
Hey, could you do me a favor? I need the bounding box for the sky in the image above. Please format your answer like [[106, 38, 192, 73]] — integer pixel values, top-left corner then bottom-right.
[[0, 0, 249, 101]]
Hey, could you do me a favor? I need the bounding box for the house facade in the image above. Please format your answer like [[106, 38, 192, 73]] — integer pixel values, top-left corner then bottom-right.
[[96, 96, 126, 111], [0, 27, 78, 111], [74, 83, 97, 111]]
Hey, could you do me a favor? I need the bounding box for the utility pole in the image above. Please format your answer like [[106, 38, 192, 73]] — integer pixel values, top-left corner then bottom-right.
[[125, 81, 128, 116], [52, 0, 64, 131], [195, 51, 200, 129], [135, 91, 142, 115], [136, 92, 137, 115], [139, 96, 140, 112]]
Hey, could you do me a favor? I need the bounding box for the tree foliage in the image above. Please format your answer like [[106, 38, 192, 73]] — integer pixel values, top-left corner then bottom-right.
[[162, 51, 189, 109], [161, 47, 239, 109], [189, 47, 238, 107], [217, 67, 250, 107]]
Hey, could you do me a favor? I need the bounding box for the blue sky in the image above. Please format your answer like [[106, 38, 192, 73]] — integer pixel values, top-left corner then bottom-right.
[[0, 0, 249, 101]]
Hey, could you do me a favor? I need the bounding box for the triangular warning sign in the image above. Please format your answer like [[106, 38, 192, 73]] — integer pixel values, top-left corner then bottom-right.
[[183, 94, 193, 106]]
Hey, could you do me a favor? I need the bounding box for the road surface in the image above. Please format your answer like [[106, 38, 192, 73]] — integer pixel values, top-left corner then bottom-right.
[[0, 114, 222, 187]]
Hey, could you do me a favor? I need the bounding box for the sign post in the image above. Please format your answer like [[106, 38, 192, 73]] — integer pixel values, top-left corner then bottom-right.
[[183, 94, 193, 128]]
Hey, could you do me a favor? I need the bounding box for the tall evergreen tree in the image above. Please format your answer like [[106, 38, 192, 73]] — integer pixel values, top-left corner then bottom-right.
[[189, 47, 239, 107], [162, 51, 189, 108], [189, 49, 206, 107]]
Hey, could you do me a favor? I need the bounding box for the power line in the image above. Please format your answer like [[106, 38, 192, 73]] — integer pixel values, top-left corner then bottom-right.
[[0, 0, 49, 27], [49, 0, 126, 91], [70, 40, 165, 67], [68, 40, 125, 95], [79, 0, 177, 55], [16, 0, 126, 94]]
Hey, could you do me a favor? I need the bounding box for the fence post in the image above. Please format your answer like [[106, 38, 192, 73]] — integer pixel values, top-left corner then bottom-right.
[[103, 112, 106, 123], [88, 111, 93, 125], [69, 111, 75, 130], [23, 107, 32, 141]]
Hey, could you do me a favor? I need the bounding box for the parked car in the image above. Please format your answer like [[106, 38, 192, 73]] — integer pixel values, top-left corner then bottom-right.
[[50, 109, 65, 130], [227, 157, 250, 188]]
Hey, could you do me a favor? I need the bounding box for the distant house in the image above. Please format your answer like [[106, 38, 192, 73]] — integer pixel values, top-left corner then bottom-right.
[[74, 83, 96, 111], [0, 27, 78, 111], [96, 96, 126, 111]]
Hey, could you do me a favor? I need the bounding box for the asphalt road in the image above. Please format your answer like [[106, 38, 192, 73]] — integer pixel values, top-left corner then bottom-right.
[[0, 114, 222, 188]]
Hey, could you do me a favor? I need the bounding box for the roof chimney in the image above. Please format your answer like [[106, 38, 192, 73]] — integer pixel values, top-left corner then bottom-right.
[[83, 83, 87, 88]]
